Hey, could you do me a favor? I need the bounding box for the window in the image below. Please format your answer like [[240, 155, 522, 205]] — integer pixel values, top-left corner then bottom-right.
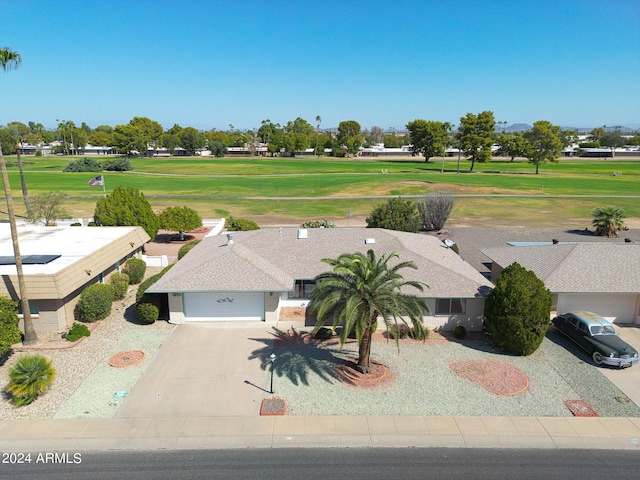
[[290, 280, 316, 299], [435, 298, 466, 315], [17, 300, 39, 317]]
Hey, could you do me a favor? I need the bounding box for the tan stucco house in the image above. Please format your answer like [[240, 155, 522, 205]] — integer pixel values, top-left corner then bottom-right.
[[482, 242, 640, 324], [0, 224, 149, 333], [148, 228, 493, 331]]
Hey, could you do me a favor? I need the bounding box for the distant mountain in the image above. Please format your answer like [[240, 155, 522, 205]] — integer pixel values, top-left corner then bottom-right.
[[504, 123, 531, 133]]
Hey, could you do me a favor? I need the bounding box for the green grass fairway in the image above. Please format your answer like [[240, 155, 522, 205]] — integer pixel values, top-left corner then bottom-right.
[[2, 154, 639, 226]]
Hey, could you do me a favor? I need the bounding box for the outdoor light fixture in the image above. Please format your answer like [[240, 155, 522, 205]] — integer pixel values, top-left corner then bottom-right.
[[269, 353, 276, 394]]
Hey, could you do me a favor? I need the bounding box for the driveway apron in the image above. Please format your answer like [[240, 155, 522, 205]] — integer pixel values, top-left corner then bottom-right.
[[116, 323, 275, 418]]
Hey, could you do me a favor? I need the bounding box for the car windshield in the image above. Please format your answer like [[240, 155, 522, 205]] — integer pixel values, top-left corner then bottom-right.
[[590, 325, 616, 335]]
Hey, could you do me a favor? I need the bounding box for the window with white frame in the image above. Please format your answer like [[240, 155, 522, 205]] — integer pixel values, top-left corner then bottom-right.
[[435, 298, 466, 315]]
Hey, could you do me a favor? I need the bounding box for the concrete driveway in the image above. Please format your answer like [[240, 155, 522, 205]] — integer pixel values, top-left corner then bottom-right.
[[599, 326, 640, 407], [116, 323, 275, 418]]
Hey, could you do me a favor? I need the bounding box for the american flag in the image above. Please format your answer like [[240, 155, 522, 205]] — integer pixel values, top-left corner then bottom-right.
[[88, 175, 104, 186]]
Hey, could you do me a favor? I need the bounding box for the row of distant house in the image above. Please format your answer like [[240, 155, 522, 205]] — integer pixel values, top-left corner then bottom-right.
[[1, 222, 638, 336]]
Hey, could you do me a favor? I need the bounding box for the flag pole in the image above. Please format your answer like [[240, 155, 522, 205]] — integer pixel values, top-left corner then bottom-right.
[[102, 175, 106, 198]]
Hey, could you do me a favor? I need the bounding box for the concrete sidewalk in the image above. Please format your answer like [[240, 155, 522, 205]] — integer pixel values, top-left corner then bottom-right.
[[1, 415, 640, 451]]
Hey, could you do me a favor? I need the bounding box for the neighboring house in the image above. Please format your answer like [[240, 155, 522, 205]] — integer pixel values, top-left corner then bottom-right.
[[0, 224, 149, 333], [482, 243, 640, 324], [147, 228, 493, 331]]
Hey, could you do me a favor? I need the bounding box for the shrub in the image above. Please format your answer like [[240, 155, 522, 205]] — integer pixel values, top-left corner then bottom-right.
[[35, 150, 42, 157], [70, 222, 82, 226], [388, 323, 428, 340], [109, 272, 130, 300], [313, 327, 333, 340], [366, 197, 421, 233], [226, 216, 260, 231], [76, 283, 116, 322], [178, 240, 200, 260], [122, 258, 146, 285], [136, 303, 159, 324], [417, 191, 455, 231], [484, 262, 552, 355], [0, 297, 22, 358], [300, 219, 335, 229], [66, 322, 90, 342], [62, 157, 102, 172], [87, 221, 96, 226], [453, 325, 467, 339], [7, 355, 56, 406], [102, 157, 133, 171]]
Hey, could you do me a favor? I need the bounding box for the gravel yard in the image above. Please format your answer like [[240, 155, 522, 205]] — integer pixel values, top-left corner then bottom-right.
[[266, 329, 640, 418], [0, 272, 175, 420]]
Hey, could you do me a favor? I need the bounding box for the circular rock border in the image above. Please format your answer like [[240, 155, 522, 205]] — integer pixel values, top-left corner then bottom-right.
[[337, 358, 394, 388], [108, 350, 145, 368]]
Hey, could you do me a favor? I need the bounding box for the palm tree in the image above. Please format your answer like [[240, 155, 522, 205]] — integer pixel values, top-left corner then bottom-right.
[[1, 47, 38, 344], [592, 206, 626, 237], [309, 249, 428, 374]]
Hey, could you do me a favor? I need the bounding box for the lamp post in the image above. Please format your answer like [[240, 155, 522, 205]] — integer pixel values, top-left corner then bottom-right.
[[269, 353, 276, 394]]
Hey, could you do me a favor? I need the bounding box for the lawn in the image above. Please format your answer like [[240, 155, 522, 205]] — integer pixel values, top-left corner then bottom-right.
[[2, 154, 639, 225]]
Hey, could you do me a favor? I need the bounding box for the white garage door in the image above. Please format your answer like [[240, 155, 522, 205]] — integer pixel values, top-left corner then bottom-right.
[[557, 293, 636, 323], [184, 292, 264, 321]]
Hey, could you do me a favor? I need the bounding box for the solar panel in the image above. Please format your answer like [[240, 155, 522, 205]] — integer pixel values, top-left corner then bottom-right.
[[0, 255, 61, 265]]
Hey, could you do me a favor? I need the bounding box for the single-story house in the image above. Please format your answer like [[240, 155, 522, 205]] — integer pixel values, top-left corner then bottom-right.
[[481, 242, 640, 324], [0, 224, 149, 333], [147, 228, 494, 331]]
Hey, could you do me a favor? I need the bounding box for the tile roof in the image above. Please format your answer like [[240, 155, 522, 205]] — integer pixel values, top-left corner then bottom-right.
[[148, 228, 493, 298], [481, 243, 640, 293]]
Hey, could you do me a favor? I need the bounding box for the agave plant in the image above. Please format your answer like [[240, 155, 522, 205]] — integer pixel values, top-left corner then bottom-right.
[[7, 355, 56, 406], [592, 206, 626, 238]]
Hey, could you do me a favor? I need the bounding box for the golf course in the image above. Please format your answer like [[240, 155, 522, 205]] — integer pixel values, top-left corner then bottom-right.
[[3, 154, 639, 227]]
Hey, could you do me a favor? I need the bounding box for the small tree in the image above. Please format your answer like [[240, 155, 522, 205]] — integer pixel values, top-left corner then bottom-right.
[[26, 191, 70, 226], [94, 186, 160, 240], [592, 206, 626, 237], [416, 191, 455, 231], [159, 206, 202, 241], [484, 262, 552, 355], [523, 120, 564, 174], [208, 140, 227, 157], [366, 197, 421, 233], [0, 297, 22, 358]]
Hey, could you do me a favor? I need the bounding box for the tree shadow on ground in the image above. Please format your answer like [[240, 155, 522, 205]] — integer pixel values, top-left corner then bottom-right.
[[248, 327, 349, 387]]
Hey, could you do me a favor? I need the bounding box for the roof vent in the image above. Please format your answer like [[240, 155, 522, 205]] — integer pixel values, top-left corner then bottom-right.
[[298, 228, 308, 239], [226, 233, 234, 245], [364, 238, 376, 244]]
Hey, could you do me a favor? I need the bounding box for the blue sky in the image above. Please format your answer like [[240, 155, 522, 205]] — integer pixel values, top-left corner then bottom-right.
[[2, 0, 639, 131]]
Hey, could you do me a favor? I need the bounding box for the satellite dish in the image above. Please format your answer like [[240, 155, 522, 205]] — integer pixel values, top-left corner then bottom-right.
[[444, 239, 455, 248]]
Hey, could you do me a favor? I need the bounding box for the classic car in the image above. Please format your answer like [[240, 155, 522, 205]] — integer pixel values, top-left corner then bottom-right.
[[551, 311, 639, 368]]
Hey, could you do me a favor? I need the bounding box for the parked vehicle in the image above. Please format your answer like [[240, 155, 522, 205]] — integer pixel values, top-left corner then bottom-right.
[[552, 311, 638, 368]]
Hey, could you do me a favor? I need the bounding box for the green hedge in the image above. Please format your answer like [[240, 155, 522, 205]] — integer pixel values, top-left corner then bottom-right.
[[178, 240, 200, 260], [122, 258, 146, 285], [76, 283, 116, 322]]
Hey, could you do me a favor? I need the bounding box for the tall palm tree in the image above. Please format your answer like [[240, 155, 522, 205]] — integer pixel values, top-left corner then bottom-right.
[[592, 206, 626, 238], [1, 47, 38, 344], [309, 249, 428, 374]]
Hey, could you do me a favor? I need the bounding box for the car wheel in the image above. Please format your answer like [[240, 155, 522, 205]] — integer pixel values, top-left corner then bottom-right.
[[592, 351, 604, 365]]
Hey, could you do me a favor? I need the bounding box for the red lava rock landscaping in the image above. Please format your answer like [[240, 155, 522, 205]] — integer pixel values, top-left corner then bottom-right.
[[449, 359, 529, 396], [564, 399, 599, 417], [108, 350, 145, 368], [260, 398, 286, 416], [337, 358, 395, 388]]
